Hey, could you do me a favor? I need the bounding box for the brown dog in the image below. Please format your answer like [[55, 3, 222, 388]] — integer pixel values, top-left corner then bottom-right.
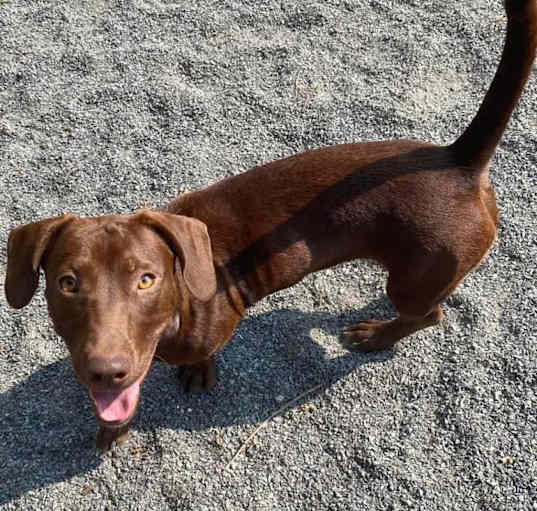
[[5, 0, 537, 450]]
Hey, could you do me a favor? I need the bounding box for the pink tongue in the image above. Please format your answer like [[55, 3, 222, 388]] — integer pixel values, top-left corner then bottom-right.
[[91, 381, 141, 423]]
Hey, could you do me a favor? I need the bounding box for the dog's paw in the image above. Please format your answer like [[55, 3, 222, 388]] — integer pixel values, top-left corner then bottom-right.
[[343, 308, 443, 352], [343, 319, 398, 352], [177, 358, 217, 394], [96, 424, 130, 452]]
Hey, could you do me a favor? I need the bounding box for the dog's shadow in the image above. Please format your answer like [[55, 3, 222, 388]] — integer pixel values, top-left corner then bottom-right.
[[1, 299, 394, 504]]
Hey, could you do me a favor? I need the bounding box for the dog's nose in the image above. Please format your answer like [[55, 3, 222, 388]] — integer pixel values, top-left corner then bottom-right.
[[87, 355, 131, 387]]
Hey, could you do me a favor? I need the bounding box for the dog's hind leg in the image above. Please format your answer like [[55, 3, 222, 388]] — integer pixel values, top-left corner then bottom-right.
[[344, 200, 498, 352], [343, 249, 468, 352]]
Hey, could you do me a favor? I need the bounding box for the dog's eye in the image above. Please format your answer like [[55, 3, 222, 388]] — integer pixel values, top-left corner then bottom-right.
[[59, 276, 78, 293], [138, 273, 155, 290]]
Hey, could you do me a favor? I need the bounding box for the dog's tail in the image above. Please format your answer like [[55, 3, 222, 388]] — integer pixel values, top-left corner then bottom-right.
[[450, 0, 537, 169]]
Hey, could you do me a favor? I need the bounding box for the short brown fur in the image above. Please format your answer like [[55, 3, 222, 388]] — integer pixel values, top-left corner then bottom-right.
[[5, 0, 537, 450]]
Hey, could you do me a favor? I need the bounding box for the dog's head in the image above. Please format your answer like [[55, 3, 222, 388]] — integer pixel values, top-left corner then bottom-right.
[[5, 210, 216, 428]]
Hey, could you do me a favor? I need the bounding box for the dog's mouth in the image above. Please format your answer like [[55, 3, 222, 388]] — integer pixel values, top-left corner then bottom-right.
[[89, 357, 154, 427], [84, 328, 169, 427], [90, 377, 143, 426]]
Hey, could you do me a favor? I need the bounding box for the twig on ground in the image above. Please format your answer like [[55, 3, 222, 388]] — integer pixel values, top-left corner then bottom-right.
[[224, 382, 324, 470]]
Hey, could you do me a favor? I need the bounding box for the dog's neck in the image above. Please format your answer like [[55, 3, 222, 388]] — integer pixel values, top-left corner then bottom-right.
[[165, 189, 321, 307]]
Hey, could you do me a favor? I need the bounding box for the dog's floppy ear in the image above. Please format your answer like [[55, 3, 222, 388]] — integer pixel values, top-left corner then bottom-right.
[[137, 210, 217, 302], [5, 215, 75, 309]]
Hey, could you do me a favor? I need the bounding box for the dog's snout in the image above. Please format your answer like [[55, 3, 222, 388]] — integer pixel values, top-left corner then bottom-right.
[[87, 354, 131, 387]]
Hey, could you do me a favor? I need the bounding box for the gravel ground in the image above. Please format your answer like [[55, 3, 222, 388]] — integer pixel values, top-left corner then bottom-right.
[[1, 0, 536, 509]]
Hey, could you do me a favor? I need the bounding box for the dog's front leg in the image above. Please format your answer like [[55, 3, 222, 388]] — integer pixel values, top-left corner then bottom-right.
[[177, 357, 217, 394], [96, 423, 131, 451]]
